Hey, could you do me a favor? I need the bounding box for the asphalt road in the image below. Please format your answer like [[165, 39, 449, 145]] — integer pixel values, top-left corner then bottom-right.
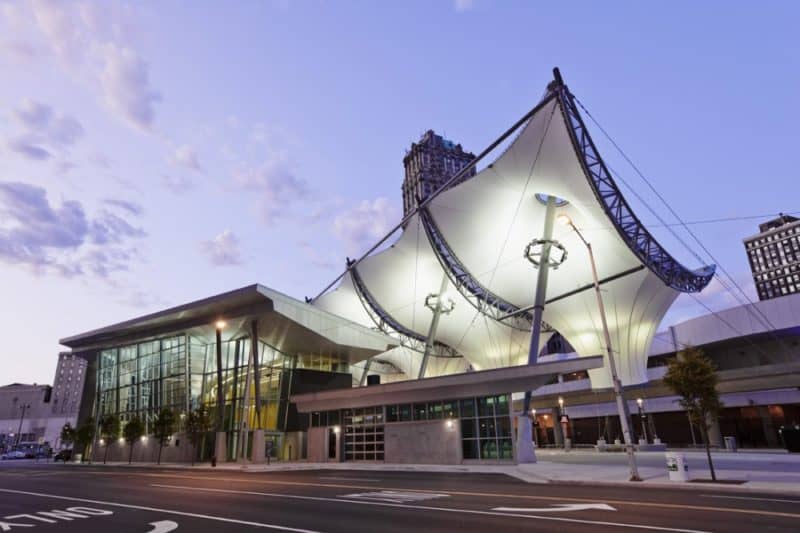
[[0, 460, 798, 532]]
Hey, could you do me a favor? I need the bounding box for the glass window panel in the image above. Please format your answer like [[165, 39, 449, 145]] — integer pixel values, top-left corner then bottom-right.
[[428, 402, 443, 420], [460, 418, 477, 439], [478, 397, 495, 417], [480, 439, 498, 459], [460, 398, 476, 417], [462, 439, 479, 459], [413, 403, 427, 421], [398, 404, 412, 421]]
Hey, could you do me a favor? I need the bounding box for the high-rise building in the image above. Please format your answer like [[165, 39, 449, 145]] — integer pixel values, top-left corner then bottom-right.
[[744, 214, 800, 300], [51, 352, 87, 418], [402, 130, 476, 217]]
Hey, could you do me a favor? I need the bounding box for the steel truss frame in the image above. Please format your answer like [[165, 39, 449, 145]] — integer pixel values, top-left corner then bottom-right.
[[419, 207, 551, 333], [349, 265, 461, 359], [553, 74, 715, 293]]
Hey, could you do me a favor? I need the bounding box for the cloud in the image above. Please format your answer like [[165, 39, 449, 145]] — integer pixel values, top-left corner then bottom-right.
[[0, 181, 145, 277], [89, 210, 146, 245], [171, 145, 202, 172], [100, 44, 161, 131], [6, 98, 84, 161], [7, 136, 52, 160], [13, 98, 52, 129], [103, 198, 143, 216], [232, 159, 307, 224], [199, 230, 243, 266], [333, 197, 400, 255], [161, 174, 194, 194], [19, 1, 161, 131], [1, 40, 40, 63], [453, 0, 475, 12]]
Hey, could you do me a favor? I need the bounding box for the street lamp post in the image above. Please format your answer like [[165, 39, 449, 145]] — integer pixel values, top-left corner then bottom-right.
[[214, 319, 227, 465], [557, 214, 641, 481], [15, 403, 31, 449], [637, 398, 648, 443], [530, 408, 538, 447]]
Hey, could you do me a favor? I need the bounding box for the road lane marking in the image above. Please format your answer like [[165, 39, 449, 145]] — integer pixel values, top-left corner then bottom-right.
[[147, 521, 178, 532], [702, 494, 800, 504], [151, 483, 709, 533], [493, 504, 616, 513], [35, 470, 800, 520], [318, 477, 381, 482], [340, 491, 449, 503], [0, 488, 319, 533], [127, 472, 800, 520]]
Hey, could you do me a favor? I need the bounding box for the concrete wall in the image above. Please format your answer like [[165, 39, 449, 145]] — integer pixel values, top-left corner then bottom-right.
[[307, 427, 341, 463], [90, 432, 197, 463], [385, 419, 461, 464]]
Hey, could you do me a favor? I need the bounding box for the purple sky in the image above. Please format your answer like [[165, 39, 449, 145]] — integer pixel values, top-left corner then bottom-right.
[[1, 0, 798, 385]]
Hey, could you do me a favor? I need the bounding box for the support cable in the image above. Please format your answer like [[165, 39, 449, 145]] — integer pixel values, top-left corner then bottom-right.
[[575, 97, 792, 355]]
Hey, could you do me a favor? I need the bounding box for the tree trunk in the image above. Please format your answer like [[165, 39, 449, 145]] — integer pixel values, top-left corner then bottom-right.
[[700, 424, 717, 481], [103, 441, 109, 464], [157, 443, 163, 465], [191, 443, 195, 466], [128, 442, 134, 464]]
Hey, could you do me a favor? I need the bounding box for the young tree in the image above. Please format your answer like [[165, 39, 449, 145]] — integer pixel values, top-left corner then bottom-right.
[[663, 347, 723, 481], [186, 407, 212, 466], [153, 408, 176, 465], [99, 414, 120, 465], [123, 416, 145, 465], [74, 417, 96, 463], [60, 423, 76, 451]]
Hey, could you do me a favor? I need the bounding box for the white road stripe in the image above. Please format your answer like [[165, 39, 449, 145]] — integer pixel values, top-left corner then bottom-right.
[[702, 494, 800, 504], [318, 477, 381, 482], [0, 488, 321, 533], [151, 483, 711, 533]]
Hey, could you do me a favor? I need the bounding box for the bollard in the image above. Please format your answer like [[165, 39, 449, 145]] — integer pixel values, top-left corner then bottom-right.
[[211, 455, 217, 467]]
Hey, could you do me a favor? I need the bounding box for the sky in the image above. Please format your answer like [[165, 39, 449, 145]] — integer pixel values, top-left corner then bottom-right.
[[1, 0, 798, 385]]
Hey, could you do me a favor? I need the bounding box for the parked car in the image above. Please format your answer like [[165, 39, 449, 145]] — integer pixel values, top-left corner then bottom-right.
[[53, 449, 73, 462], [1, 450, 26, 460]]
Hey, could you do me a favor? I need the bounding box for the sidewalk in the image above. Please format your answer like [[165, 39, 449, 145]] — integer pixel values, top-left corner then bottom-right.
[[70, 449, 800, 496]]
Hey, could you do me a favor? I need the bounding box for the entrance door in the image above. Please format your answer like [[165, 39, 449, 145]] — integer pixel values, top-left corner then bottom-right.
[[328, 428, 337, 459]]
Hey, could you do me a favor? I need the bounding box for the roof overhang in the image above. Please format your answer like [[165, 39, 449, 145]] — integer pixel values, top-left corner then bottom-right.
[[60, 284, 398, 361], [292, 355, 603, 412]]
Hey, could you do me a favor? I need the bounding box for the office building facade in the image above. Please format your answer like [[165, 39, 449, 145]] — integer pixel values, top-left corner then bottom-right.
[[401, 130, 476, 217], [744, 214, 800, 300]]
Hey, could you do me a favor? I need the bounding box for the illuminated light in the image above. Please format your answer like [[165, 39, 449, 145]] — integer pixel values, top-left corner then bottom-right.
[[332, 425, 340, 434], [637, 398, 644, 407], [530, 408, 537, 417], [558, 396, 564, 407], [556, 213, 573, 226], [118, 437, 125, 444], [140, 435, 147, 442], [99, 439, 105, 446], [446, 419, 454, 429], [215, 320, 227, 330]]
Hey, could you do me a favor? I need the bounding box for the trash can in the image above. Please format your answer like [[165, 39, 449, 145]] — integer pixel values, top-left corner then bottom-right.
[[724, 436, 737, 452], [665, 452, 689, 482]]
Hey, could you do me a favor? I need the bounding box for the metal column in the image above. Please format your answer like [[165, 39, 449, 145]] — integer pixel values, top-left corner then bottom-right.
[[418, 273, 450, 379]]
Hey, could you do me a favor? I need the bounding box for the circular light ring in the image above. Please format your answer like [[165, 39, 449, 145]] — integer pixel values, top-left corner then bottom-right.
[[535, 193, 569, 207], [524, 239, 568, 269]]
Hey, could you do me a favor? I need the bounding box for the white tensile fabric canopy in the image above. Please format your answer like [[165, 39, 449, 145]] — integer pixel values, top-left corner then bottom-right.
[[314, 71, 713, 389]]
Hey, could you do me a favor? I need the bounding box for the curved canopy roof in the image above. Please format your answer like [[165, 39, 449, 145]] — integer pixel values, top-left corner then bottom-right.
[[315, 69, 714, 387]]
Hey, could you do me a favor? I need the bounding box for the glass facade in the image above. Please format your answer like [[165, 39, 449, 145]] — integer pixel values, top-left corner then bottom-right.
[[96, 333, 297, 458]]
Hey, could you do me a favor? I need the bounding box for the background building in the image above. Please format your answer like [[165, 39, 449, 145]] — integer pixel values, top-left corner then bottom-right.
[[0, 383, 52, 453], [744, 214, 800, 300], [401, 130, 476, 217]]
